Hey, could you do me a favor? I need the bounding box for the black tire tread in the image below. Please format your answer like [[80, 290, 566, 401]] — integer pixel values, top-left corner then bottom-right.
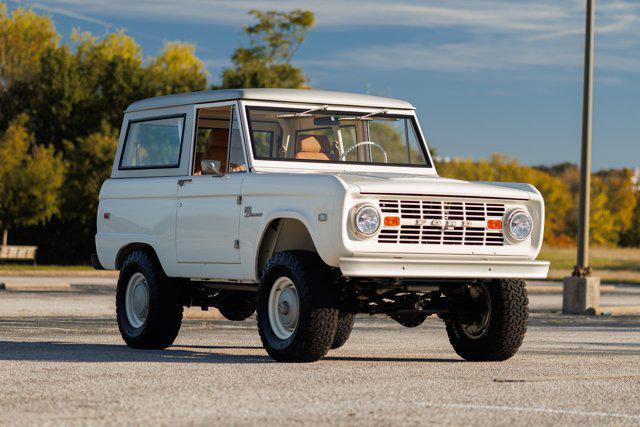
[[446, 279, 528, 361], [257, 251, 339, 362], [331, 312, 355, 349], [116, 250, 183, 350]]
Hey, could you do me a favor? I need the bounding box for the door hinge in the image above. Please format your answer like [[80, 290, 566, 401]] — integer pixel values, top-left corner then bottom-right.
[[234, 240, 240, 249], [236, 195, 242, 205]]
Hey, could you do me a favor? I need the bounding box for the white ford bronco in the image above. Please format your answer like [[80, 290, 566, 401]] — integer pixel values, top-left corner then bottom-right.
[[94, 89, 549, 362]]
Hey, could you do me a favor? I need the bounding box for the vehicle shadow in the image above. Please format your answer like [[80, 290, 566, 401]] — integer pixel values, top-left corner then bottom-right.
[[0, 341, 272, 364], [324, 355, 463, 363], [0, 341, 464, 364]]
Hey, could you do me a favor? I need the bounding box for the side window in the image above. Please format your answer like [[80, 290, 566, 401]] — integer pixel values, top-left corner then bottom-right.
[[252, 130, 274, 158], [407, 123, 426, 165], [192, 105, 246, 175], [368, 118, 427, 165], [120, 116, 184, 169], [228, 109, 247, 173]]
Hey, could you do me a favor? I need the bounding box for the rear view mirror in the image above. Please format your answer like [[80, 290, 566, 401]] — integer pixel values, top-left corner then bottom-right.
[[201, 160, 222, 175], [313, 116, 340, 126]]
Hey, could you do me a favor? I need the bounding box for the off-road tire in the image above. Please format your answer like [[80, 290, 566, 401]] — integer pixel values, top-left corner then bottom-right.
[[217, 291, 256, 321], [445, 279, 528, 361], [257, 251, 339, 362], [390, 312, 428, 328], [331, 312, 355, 349], [116, 250, 183, 349]]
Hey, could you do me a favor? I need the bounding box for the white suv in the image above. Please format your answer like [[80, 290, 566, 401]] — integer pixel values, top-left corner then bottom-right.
[[94, 89, 549, 362]]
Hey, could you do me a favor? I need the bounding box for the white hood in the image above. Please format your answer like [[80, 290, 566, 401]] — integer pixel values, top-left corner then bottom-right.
[[335, 172, 535, 200]]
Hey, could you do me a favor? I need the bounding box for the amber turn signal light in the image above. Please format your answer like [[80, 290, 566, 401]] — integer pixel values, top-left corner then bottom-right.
[[384, 216, 400, 226], [487, 219, 503, 230]]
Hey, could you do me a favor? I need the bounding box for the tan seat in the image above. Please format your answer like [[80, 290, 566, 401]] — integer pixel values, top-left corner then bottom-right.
[[294, 135, 334, 161], [194, 129, 229, 174]]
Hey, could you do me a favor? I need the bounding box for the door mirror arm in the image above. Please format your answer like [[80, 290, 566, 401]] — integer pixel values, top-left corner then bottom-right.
[[201, 160, 223, 176]]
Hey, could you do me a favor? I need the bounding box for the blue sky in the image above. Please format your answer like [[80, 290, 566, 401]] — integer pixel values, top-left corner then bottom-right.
[[6, 0, 640, 170]]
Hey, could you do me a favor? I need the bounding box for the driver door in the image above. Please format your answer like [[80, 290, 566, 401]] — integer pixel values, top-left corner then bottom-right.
[[176, 103, 247, 264]]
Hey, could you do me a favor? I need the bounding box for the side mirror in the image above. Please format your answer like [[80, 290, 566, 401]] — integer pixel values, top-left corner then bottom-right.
[[201, 160, 222, 175]]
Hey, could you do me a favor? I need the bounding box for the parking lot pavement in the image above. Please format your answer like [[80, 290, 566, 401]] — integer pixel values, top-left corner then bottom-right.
[[1, 290, 640, 425]]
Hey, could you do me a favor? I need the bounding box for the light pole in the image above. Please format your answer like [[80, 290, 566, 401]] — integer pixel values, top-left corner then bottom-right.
[[563, 0, 600, 314]]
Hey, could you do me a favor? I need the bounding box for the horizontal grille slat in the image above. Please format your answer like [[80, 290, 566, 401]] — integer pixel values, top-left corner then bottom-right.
[[377, 198, 506, 246]]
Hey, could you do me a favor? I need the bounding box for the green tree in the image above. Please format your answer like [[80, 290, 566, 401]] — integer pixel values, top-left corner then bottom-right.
[[72, 30, 146, 133], [60, 125, 118, 258], [220, 9, 314, 89], [0, 116, 64, 244], [23, 45, 85, 151]]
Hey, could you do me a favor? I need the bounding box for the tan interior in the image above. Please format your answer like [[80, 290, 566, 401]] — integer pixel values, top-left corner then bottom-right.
[[194, 129, 229, 174], [294, 134, 334, 161]]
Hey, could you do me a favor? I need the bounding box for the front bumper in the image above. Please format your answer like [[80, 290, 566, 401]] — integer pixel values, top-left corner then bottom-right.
[[339, 256, 550, 279]]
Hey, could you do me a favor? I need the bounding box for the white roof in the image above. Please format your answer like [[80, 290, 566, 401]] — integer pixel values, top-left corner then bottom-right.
[[126, 88, 414, 112]]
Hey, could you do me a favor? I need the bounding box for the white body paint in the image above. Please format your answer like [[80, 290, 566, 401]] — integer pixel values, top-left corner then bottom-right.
[[95, 89, 549, 282]]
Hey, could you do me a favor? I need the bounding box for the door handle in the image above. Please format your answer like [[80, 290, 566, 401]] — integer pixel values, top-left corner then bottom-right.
[[177, 178, 192, 187]]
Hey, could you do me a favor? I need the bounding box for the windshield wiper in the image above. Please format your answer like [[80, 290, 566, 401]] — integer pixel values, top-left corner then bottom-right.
[[339, 108, 389, 121], [276, 105, 329, 119]]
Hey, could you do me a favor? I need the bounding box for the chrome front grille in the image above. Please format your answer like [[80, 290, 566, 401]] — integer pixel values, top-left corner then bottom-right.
[[378, 199, 506, 246]]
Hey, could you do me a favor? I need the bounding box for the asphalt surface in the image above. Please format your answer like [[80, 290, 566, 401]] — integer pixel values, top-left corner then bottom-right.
[[1, 287, 640, 426]]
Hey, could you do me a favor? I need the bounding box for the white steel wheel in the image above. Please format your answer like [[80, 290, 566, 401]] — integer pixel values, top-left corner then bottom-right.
[[125, 272, 150, 329], [268, 277, 300, 340]]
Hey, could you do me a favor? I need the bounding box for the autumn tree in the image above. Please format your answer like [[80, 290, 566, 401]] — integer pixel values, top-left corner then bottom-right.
[[437, 155, 573, 244], [620, 195, 640, 247], [0, 5, 59, 129], [0, 116, 64, 245], [147, 42, 208, 95], [220, 9, 314, 89]]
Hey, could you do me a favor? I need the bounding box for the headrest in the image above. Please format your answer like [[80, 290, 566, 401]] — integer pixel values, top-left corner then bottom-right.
[[296, 134, 331, 153]]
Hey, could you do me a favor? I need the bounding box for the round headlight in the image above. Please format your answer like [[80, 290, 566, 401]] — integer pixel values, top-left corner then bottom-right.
[[353, 205, 380, 237], [507, 210, 533, 241]]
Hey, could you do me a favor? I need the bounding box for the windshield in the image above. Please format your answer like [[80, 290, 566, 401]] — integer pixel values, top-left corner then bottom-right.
[[246, 107, 431, 167]]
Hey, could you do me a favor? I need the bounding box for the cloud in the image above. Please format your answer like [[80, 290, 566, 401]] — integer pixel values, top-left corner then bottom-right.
[[29, 1, 114, 28], [13, 0, 638, 34], [11, 0, 640, 75]]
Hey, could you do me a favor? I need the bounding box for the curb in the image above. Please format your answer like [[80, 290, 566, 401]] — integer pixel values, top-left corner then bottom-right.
[[596, 306, 640, 317], [0, 282, 71, 292], [0, 270, 118, 278], [527, 284, 616, 295]]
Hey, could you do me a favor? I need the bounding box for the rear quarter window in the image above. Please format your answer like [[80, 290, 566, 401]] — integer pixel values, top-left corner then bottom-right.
[[119, 115, 185, 169]]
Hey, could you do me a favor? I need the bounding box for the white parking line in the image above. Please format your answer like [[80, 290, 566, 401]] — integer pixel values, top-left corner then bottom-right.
[[417, 402, 640, 420]]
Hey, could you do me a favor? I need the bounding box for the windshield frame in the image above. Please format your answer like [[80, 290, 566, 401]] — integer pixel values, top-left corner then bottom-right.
[[239, 100, 437, 175]]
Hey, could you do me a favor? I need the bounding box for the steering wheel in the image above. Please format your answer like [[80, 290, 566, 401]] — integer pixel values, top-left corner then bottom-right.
[[339, 141, 388, 163]]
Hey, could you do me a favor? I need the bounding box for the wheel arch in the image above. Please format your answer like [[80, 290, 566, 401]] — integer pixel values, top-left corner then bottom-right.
[[115, 242, 161, 270], [255, 217, 320, 278]]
